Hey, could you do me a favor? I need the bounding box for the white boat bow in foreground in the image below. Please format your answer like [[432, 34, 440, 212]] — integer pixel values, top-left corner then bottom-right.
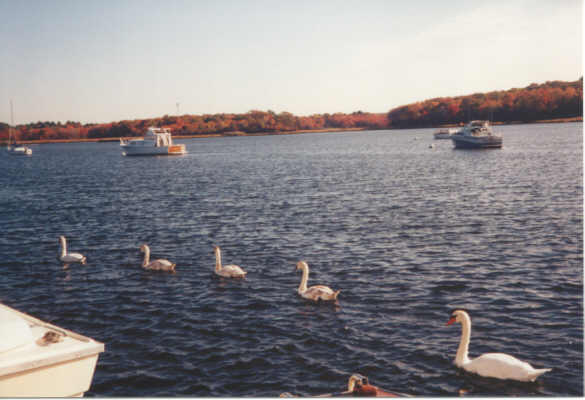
[[0, 303, 104, 397]]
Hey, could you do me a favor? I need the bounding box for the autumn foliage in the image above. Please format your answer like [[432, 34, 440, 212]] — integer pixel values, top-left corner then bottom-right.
[[388, 79, 583, 128], [1, 79, 581, 142]]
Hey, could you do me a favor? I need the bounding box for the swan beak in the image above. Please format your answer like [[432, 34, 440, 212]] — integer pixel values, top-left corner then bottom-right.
[[446, 316, 456, 326]]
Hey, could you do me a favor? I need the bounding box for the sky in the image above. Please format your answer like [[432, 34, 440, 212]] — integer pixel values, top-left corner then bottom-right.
[[0, 0, 582, 125]]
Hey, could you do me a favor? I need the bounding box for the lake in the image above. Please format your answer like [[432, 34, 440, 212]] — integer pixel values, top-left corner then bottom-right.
[[0, 122, 582, 396]]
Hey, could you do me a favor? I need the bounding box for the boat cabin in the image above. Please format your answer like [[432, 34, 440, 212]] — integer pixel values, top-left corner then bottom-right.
[[143, 127, 173, 147]]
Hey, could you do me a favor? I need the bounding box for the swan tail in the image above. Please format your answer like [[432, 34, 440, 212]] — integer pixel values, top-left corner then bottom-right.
[[333, 290, 341, 300], [528, 368, 551, 381]]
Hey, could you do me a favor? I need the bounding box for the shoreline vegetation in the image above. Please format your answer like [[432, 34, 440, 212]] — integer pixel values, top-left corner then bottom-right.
[[8, 117, 582, 145], [1, 78, 582, 145]]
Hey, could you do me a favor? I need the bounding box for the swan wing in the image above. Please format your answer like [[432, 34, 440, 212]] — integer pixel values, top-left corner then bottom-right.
[[309, 285, 335, 294], [301, 285, 339, 301], [61, 252, 86, 263], [466, 353, 548, 381], [146, 259, 175, 271], [220, 264, 246, 277]]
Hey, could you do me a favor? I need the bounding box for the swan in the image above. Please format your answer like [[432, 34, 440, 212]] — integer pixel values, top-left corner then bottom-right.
[[213, 245, 246, 278], [59, 236, 86, 264], [446, 309, 551, 382], [140, 244, 176, 272], [296, 261, 340, 301]]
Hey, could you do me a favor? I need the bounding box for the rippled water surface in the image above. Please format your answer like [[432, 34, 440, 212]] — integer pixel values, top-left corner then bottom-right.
[[0, 123, 582, 396]]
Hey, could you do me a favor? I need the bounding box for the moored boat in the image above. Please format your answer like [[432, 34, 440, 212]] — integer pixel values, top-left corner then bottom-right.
[[451, 120, 502, 149], [6, 101, 32, 156], [0, 303, 104, 397], [433, 127, 460, 139], [7, 144, 32, 156], [120, 127, 186, 156]]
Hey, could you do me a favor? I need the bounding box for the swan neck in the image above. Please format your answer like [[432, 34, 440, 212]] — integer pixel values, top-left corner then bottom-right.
[[456, 314, 471, 366], [214, 248, 222, 272], [142, 247, 150, 267], [298, 264, 309, 293], [59, 237, 67, 257]]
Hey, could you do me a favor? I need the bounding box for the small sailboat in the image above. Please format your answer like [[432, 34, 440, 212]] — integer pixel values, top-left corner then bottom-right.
[[6, 100, 32, 156]]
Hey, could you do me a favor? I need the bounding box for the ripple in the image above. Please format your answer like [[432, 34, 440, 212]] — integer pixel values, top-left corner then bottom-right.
[[0, 125, 582, 396]]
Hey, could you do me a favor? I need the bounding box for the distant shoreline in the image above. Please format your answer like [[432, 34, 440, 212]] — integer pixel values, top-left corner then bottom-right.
[[11, 117, 582, 145], [15, 127, 369, 144]]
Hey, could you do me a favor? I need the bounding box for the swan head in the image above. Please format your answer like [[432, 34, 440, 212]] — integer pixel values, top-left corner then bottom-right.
[[446, 309, 470, 326], [296, 261, 308, 272], [59, 236, 66, 243], [213, 245, 220, 252], [140, 244, 149, 253]]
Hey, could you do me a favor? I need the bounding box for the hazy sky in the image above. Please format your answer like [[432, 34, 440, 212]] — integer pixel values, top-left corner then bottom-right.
[[0, 0, 582, 124]]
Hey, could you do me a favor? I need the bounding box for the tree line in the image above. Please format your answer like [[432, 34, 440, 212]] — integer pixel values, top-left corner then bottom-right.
[[1, 78, 581, 142], [387, 78, 582, 128]]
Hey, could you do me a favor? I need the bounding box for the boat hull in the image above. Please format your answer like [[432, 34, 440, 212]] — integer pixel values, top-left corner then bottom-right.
[[0, 303, 104, 397], [451, 136, 502, 149], [434, 128, 460, 139], [0, 353, 100, 397], [7, 146, 32, 156], [121, 144, 186, 156]]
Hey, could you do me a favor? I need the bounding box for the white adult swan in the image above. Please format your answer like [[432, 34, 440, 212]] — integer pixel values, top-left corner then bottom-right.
[[59, 236, 86, 264], [446, 309, 551, 382], [296, 261, 340, 301], [140, 244, 176, 273], [213, 245, 246, 278]]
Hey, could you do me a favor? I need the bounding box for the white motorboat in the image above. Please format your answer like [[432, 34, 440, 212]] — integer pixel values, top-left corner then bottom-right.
[[6, 101, 32, 156], [0, 303, 104, 397], [433, 127, 460, 139], [120, 127, 186, 156], [7, 144, 32, 156], [451, 120, 502, 149]]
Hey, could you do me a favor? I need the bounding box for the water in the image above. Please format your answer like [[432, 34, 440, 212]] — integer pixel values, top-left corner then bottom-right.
[[0, 123, 582, 396]]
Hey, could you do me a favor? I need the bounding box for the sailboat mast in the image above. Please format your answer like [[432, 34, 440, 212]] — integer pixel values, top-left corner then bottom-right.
[[5, 100, 31, 155], [9, 100, 13, 145]]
